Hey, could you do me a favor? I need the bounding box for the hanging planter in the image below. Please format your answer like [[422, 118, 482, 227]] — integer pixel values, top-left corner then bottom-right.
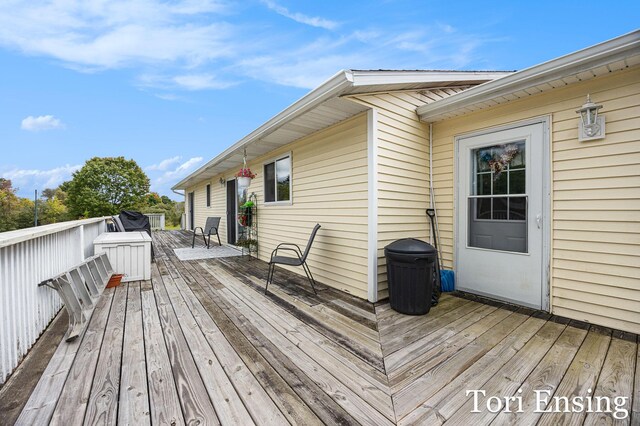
[[236, 149, 256, 189], [237, 176, 252, 188]]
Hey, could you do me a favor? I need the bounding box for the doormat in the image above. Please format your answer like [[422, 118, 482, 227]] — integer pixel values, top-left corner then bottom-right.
[[173, 246, 243, 261]]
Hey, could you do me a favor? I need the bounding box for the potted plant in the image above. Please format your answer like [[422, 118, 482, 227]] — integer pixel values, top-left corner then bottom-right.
[[236, 238, 258, 251], [238, 200, 255, 227], [236, 167, 255, 189]]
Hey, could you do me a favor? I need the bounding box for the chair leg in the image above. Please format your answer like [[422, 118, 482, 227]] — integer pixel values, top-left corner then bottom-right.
[[201, 231, 208, 248], [216, 232, 221, 247], [191, 231, 196, 248], [302, 261, 318, 295], [265, 264, 273, 294]]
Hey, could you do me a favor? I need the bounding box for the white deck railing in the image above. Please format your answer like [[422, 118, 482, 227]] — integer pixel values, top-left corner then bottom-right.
[[145, 213, 165, 230], [0, 217, 108, 385]]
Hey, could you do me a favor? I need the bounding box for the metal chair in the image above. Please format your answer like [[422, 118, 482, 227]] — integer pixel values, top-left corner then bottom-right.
[[266, 224, 321, 295], [192, 217, 222, 249]]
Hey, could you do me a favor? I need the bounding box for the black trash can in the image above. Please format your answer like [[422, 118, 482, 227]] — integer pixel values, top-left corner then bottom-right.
[[384, 238, 437, 315]]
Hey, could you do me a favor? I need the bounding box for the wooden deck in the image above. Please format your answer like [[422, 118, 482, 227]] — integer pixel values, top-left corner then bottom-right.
[[13, 231, 640, 425]]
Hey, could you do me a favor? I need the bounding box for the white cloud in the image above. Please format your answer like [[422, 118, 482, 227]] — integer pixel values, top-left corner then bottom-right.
[[0, 0, 233, 70], [152, 156, 203, 186], [140, 73, 237, 91], [146, 156, 182, 171], [21, 115, 65, 131], [260, 0, 339, 30], [3, 164, 81, 193], [173, 74, 236, 90], [0, 1, 495, 92]]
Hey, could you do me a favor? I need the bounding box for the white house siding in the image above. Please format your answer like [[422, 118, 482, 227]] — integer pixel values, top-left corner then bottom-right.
[[431, 67, 640, 333], [350, 87, 469, 300]]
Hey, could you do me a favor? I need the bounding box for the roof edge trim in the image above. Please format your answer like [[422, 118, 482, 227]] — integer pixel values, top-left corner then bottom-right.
[[417, 30, 640, 121]]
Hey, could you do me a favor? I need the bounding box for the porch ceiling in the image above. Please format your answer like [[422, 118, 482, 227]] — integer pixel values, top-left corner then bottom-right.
[[180, 97, 369, 186]]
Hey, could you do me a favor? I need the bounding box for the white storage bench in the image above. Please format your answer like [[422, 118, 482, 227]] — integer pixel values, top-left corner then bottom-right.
[[93, 231, 152, 282]]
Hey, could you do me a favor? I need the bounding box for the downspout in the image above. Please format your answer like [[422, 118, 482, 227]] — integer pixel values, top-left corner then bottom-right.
[[429, 123, 434, 244], [428, 123, 443, 261]]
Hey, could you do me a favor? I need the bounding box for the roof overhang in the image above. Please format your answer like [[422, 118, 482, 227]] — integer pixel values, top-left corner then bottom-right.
[[172, 70, 512, 190], [417, 30, 640, 122]]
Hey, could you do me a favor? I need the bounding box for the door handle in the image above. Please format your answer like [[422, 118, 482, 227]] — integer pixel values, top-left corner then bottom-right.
[[536, 213, 542, 229]]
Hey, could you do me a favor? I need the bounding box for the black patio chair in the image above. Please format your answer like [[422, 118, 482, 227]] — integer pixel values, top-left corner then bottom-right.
[[265, 224, 321, 295], [192, 217, 222, 249]]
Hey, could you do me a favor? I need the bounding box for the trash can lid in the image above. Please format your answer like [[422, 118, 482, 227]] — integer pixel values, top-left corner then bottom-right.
[[385, 238, 436, 254]]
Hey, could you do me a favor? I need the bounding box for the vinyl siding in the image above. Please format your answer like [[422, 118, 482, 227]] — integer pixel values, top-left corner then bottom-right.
[[431, 66, 640, 333], [351, 87, 469, 300], [188, 113, 369, 298]]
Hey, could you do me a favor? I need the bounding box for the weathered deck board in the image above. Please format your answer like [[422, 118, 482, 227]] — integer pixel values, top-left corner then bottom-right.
[[151, 264, 221, 425], [48, 286, 115, 425], [141, 284, 185, 425], [537, 326, 612, 426], [205, 262, 395, 424], [490, 322, 588, 426], [118, 281, 151, 425], [583, 331, 637, 426], [83, 283, 127, 425], [13, 230, 639, 425], [158, 259, 282, 425], [15, 289, 115, 426], [182, 259, 356, 425]]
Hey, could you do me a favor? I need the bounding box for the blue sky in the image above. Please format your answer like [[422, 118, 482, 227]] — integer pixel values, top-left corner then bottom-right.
[[1, 1, 637, 199]]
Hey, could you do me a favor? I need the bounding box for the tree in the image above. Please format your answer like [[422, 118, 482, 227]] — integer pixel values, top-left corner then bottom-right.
[[0, 178, 20, 231], [65, 157, 150, 218]]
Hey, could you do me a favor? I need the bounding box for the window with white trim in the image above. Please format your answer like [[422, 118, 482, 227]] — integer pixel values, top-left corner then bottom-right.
[[264, 155, 291, 203]]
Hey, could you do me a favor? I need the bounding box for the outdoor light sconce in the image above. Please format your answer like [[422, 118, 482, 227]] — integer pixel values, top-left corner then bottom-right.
[[576, 94, 605, 141], [219, 177, 226, 187]]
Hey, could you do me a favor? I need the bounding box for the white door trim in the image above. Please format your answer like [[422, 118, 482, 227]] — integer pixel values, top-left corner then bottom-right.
[[454, 116, 551, 311]]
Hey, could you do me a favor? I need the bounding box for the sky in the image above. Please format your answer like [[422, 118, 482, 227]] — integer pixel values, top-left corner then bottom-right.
[[1, 1, 638, 200]]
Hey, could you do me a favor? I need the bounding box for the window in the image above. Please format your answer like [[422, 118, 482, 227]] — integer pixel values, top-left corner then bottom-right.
[[206, 184, 211, 207], [264, 155, 291, 203], [472, 141, 526, 221]]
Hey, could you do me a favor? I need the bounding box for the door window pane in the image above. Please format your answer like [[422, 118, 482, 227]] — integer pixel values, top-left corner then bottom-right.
[[492, 197, 508, 220], [476, 173, 491, 195], [509, 197, 527, 220], [493, 172, 508, 195], [476, 198, 492, 219], [509, 169, 525, 194]]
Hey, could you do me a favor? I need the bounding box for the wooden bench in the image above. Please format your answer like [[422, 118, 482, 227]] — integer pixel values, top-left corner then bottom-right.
[[39, 253, 115, 342]]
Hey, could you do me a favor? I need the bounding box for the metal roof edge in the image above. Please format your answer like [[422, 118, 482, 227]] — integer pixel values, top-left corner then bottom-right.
[[349, 70, 513, 87], [417, 30, 640, 121]]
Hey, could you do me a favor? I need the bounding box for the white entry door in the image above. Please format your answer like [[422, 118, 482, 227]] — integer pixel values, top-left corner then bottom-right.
[[456, 122, 547, 309]]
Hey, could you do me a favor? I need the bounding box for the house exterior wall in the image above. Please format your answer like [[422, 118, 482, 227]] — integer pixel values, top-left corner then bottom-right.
[[187, 113, 370, 298], [431, 66, 640, 333], [351, 87, 469, 300]]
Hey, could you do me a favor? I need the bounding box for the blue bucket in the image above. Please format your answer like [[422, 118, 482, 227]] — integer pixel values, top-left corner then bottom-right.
[[440, 269, 455, 292]]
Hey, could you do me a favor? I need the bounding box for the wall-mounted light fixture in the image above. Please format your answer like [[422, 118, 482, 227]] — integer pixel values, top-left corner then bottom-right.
[[219, 177, 226, 187], [576, 94, 605, 141]]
